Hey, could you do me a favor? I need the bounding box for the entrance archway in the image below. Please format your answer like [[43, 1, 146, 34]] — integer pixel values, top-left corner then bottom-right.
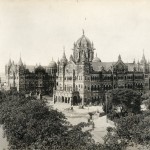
[[73, 96, 78, 105]]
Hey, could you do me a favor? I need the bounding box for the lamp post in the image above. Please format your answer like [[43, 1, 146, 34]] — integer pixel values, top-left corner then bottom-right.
[[105, 93, 108, 123]]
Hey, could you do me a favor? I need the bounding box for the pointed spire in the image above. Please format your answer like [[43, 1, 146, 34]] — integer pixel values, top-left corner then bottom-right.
[[57, 58, 60, 64], [60, 47, 67, 64], [118, 54, 121, 61], [70, 54, 74, 61], [18, 55, 23, 66], [133, 58, 135, 64], [12, 60, 14, 65], [62, 48, 66, 59], [8, 58, 12, 66], [142, 49, 146, 59], [141, 49, 146, 64]]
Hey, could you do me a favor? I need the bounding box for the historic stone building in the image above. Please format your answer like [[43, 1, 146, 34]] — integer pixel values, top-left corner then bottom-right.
[[5, 57, 57, 95], [53, 32, 150, 105]]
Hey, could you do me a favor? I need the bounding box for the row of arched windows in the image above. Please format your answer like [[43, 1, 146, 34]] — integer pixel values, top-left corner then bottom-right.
[[91, 83, 143, 91], [91, 74, 144, 81], [91, 76, 100, 81], [91, 84, 112, 91]]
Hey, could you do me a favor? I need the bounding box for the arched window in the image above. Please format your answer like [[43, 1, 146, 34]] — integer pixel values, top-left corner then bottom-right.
[[91, 85, 93, 91]]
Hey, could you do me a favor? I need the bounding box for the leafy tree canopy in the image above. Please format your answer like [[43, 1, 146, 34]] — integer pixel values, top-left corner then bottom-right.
[[0, 91, 102, 150], [103, 88, 142, 117]]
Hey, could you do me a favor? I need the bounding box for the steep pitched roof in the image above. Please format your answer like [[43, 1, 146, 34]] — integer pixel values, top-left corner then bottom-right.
[[91, 62, 115, 71]]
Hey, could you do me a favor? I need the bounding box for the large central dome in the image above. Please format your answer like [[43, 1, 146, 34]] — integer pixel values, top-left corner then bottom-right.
[[76, 31, 92, 49], [72, 31, 95, 63]]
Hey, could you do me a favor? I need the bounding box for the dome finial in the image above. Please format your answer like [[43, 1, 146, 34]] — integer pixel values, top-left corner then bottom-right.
[[63, 45, 65, 50], [82, 29, 84, 35], [142, 49, 146, 59]]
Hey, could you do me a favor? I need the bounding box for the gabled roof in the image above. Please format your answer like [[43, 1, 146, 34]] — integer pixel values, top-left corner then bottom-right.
[[91, 62, 115, 71]]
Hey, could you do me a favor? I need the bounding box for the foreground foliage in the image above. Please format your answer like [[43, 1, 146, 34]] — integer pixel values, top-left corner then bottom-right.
[[0, 90, 149, 150], [0, 91, 103, 150], [102, 89, 150, 149], [103, 111, 150, 149], [103, 89, 142, 118]]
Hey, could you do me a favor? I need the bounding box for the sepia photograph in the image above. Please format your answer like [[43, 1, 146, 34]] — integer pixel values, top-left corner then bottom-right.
[[0, 0, 150, 149]]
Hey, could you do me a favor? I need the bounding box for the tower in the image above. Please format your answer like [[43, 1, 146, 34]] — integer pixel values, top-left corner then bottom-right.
[[17, 56, 25, 92], [73, 31, 95, 63]]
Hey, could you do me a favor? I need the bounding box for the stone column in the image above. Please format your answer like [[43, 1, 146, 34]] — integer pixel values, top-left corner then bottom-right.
[[70, 97, 72, 106]]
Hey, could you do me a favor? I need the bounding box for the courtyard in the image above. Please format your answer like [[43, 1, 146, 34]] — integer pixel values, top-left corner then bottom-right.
[[45, 96, 114, 144]]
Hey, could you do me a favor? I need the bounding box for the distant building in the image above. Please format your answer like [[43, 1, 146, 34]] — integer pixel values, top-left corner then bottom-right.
[[5, 57, 57, 95], [53, 32, 150, 105]]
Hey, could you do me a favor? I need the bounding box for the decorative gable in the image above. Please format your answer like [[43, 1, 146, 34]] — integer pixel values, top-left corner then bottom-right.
[[113, 57, 128, 72]]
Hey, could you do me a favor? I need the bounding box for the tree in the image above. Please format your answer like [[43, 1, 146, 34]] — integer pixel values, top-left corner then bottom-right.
[[102, 111, 150, 149], [0, 91, 103, 150], [103, 89, 142, 117]]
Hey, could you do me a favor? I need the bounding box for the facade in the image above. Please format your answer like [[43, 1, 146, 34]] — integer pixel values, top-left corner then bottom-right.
[[53, 32, 150, 105], [5, 58, 57, 95]]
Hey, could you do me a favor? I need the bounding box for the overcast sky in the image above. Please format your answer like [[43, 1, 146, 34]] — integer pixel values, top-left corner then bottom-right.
[[0, 0, 150, 73]]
